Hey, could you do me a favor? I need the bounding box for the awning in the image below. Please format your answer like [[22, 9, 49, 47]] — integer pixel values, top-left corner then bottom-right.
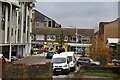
[[68, 43, 92, 47], [108, 38, 120, 44], [32, 42, 44, 44]]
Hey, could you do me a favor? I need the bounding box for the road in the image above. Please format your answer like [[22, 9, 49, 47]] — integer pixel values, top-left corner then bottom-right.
[[37, 52, 78, 79], [14, 53, 51, 65], [53, 71, 75, 80], [14, 52, 79, 79]]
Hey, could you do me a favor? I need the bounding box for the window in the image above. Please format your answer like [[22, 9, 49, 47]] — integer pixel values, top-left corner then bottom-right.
[[36, 35, 44, 40], [31, 35, 34, 40], [64, 36, 68, 41], [48, 21, 51, 27], [47, 35, 56, 41], [18, 29, 20, 41], [27, 16, 30, 27], [35, 20, 40, 27], [1, 3, 6, 30], [11, 28, 13, 36], [82, 36, 90, 42], [71, 36, 78, 42], [7, 27, 9, 42]]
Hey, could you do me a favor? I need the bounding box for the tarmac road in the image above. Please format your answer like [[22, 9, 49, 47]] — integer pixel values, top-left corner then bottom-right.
[[53, 71, 75, 80]]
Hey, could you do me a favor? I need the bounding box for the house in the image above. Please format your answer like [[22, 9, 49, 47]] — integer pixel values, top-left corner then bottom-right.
[[32, 9, 61, 29]]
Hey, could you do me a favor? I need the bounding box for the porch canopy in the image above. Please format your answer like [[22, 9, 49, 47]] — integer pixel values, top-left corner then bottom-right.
[[68, 43, 92, 47]]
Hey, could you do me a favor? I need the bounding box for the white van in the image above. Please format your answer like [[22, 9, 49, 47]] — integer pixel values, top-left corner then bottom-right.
[[52, 54, 70, 74], [60, 52, 77, 71]]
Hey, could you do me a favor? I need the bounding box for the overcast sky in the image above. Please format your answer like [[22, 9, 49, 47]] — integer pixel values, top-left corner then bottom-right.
[[35, 2, 118, 29]]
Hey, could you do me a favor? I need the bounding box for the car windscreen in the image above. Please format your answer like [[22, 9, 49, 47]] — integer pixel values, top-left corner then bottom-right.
[[68, 56, 72, 61], [112, 60, 120, 64], [52, 58, 66, 63]]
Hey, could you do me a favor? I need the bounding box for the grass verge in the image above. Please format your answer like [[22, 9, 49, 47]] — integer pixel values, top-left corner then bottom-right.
[[80, 72, 120, 77]]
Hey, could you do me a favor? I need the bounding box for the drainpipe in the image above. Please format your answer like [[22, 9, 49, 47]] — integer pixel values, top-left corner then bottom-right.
[[2, 1, 12, 61]]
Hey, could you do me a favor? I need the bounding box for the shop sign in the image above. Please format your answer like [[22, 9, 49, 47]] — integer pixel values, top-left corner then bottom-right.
[[32, 42, 44, 44], [54, 43, 68, 45]]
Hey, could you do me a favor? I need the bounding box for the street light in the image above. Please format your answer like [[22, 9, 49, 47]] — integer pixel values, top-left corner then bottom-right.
[[66, 26, 78, 57]]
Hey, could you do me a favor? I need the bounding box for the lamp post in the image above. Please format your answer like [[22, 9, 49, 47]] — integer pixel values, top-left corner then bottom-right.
[[67, 26, 78, 57], [75, 28, 78, 55]]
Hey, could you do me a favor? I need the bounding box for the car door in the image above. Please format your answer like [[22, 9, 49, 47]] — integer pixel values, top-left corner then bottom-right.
[[83, 59, 91, 66]]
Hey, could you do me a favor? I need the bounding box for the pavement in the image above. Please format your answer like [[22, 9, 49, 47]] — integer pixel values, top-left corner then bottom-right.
[[14, 53, 50, 65]]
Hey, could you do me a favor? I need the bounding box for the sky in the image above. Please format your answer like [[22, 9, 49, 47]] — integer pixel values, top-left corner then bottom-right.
[[35, 1, 118, 29]]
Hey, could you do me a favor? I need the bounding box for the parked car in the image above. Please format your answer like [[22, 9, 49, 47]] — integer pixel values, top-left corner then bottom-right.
[[11, 56, 17, 61], [46, 51, 57, 59], [5, 58, 11, 63], [0, 54, 12, 63], [77, 57, 100, 66], [112, 59, 120, 67]]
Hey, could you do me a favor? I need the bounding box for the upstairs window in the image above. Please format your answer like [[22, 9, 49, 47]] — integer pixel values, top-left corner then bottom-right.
[[35, 20, 40, 27]]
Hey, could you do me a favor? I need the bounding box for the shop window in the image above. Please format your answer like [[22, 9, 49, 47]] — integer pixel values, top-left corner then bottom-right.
[[71, 36, 77, 42], [36, 35, 44, 40], [82, 36, 90, 42], [47, 35, 56, 41], [64, 36, 68, 41]]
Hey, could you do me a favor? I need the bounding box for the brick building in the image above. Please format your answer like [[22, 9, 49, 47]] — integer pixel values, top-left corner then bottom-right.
[[32, 9, 61, 29], [98, 18, 120, 59], [32, 27, 94, 52]]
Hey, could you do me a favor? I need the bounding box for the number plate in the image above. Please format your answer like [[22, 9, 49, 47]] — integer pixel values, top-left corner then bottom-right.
[[56, 69, 61, 71]]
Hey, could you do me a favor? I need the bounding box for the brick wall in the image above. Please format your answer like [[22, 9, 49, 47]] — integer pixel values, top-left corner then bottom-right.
[[3, 62, 53, 79], [104, 19, 120, 43]]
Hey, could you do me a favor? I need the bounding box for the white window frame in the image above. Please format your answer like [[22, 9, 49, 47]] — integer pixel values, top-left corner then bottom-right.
[[47, 35, 56, 41], [64, 36, 68, 41], [36, 34, 44, 40], [71, 36, 78, 42], [35, 20, 40, 27]]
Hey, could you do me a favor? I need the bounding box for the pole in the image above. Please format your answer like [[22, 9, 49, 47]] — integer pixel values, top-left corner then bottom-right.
[[76, 27, 78, 57], [8, 2, 12, 61]]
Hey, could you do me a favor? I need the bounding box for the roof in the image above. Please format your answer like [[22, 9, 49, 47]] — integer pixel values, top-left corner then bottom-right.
[[53, 54, 67, 58], [32, 27, 94, 37], [99, 18, 120, 28]]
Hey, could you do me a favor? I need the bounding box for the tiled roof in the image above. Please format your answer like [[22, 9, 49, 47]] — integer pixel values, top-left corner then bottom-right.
[[32, 27, 94, 37]]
